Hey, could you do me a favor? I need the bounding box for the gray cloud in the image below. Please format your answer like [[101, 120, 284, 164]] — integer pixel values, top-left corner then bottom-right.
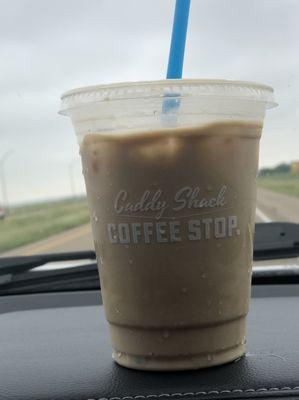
[[0, 0, 298, 203]]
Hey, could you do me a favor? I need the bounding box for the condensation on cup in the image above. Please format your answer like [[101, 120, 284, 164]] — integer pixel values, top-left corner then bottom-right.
[[60, 80, 276, 370]]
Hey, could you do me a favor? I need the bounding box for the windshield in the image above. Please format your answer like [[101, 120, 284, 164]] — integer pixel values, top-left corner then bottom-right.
[[0, 0, 298, 258]]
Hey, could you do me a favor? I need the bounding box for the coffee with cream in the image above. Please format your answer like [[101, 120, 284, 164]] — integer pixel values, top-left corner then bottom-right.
[[80, 120, 261, 370]]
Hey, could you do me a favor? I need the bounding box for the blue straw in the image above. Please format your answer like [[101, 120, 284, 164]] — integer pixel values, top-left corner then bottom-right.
[[167, 0, 191, 79], [162, 0, 191, 117]]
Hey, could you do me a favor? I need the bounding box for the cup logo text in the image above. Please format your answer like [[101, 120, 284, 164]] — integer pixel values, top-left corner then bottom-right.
[[98, 185, 241, 245], [114, 186, 227, 220]]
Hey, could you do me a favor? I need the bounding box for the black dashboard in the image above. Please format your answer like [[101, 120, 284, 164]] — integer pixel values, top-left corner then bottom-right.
[[1, 284, 299, 400]]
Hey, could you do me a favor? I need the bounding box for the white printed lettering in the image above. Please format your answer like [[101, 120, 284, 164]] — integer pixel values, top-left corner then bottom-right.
[[106, 216, 241, 245], [143, 222, 154, 244], [173, 187, 191, 211], [118, 223, 130, 244], [114, 190, 127, 214], [202, 218, 213, 239], [132, 223, 142, 244], [107, 223, 118, 244], [156, 222, 168, 243], [188, 220, 201, 241], [114, 190, 168, 219], [169, 221, 181, 242], [216, 186, 227, 207], [214, 217, 226, 238], [173, 186, 227, 212]]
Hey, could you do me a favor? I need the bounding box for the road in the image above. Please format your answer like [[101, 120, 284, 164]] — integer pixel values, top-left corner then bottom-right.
[[2, 188, 299, 256], [2, 224, 94, 257], [256, 188, 299, 223]]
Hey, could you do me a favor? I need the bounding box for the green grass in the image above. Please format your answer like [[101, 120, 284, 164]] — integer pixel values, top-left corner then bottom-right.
[[258, 173, 299, 198], [0, 197, 90, 254]]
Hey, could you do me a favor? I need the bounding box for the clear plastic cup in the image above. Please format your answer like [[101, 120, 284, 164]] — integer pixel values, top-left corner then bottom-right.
[[60, 79, 276, 370]]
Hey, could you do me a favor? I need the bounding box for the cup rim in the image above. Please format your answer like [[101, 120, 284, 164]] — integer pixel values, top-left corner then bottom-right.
[[59, 79, 277, 115]]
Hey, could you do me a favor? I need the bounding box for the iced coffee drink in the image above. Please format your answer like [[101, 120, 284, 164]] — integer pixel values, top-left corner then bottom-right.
[[60, 80, 275, 370]]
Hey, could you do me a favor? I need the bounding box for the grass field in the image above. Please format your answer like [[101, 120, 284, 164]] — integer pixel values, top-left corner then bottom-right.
[[0, 197, 90, 254], [1, 174, 298, 254], [258, 173, 299, 198]]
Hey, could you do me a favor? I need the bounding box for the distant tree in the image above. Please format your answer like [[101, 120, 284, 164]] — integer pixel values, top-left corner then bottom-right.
[[273, 163, 290, 174], [259, 168, 272, 177], [259, 163, 290, 177]]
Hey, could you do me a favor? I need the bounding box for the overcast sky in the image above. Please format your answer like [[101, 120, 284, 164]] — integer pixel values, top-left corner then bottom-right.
[[1, 0, 299, 204]]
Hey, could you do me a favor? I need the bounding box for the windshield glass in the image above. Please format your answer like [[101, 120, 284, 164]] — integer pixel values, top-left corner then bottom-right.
[[0, 0, 298, 258]]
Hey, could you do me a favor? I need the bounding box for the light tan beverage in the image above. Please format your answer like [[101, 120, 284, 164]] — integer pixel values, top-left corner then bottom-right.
[[80, 121, 260, 370], [60, 80, 276, 370]]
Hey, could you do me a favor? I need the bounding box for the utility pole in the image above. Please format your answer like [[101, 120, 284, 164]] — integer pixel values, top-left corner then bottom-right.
[[0, 151, 13, 213]]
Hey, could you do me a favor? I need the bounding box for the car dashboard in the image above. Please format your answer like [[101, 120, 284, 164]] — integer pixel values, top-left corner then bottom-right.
[[1, 262, 299, 400]]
